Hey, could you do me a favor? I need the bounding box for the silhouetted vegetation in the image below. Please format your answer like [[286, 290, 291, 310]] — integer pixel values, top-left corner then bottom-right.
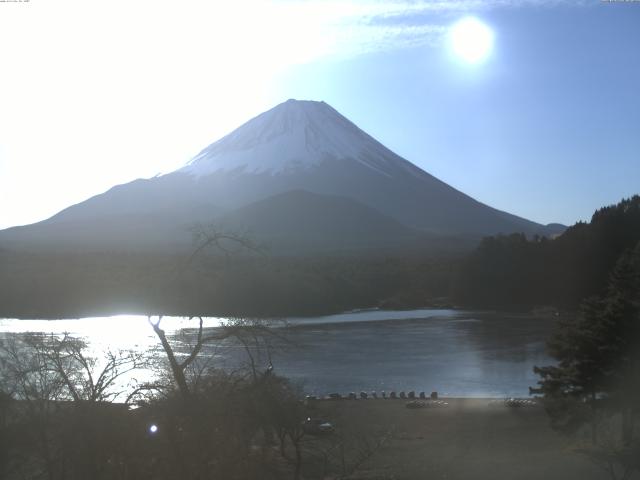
[[0, 250, 458, 319], [454, 196, 640, 310], [0, 318, 392, 480], [533, 241, 640, 479], [0, 334, 146, 479], [2, 196, 638, 319]]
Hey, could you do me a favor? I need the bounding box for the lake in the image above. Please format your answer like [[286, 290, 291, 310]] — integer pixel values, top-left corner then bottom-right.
[[0, 309, 555, 398]]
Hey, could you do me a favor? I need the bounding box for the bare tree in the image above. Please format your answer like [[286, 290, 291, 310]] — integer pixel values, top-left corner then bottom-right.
[[188, 223, 262, 264], [0, 333, 149, 480], [147, 315, 287, 397], [43, 333, 146, 403]]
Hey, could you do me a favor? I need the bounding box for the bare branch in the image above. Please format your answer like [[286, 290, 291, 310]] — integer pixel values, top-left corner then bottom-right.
[[149, 315, 191, 398], [179, 317, 205, 372]]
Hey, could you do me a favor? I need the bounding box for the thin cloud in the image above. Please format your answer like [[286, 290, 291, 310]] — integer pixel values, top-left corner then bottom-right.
[[0, 0, 593, 229], [275, 0, 587, 60]]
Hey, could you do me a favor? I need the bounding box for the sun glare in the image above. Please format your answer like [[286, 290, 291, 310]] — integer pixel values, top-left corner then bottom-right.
[[449, 17, 494, 64]]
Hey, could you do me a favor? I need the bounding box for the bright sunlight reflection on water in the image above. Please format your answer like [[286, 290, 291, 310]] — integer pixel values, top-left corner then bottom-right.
[[0, 310, 554, 398], [0, 315, 227, 351], [0, 315, 230, 399]]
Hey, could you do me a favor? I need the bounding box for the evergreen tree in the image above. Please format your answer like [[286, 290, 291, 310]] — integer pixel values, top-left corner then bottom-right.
[[454, 195, 640, 309], [534, 242, 640, 444]]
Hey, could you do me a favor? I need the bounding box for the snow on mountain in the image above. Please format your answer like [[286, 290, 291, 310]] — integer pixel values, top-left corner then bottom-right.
[[181, 99, 420, 178], [0, 99, 565, 253]]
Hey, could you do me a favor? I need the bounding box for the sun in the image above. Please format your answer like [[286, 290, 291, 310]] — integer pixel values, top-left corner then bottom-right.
[[449, 17, 494, 64]]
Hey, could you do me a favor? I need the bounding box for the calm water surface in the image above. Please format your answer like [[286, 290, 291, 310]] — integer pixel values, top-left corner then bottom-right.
[[0, 309, 555, 397]]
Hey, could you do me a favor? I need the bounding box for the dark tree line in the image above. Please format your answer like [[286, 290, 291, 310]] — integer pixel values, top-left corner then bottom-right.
[[454, 195, 640, 310], [0, 250, 457, 319], [533, 241, 640, 479]]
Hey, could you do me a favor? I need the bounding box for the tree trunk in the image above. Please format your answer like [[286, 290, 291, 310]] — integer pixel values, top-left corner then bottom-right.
[[293, 441, 302, 480], [149, 318, 190, 398], [591, 391, 598, 445], [622, 407, 633, 445]]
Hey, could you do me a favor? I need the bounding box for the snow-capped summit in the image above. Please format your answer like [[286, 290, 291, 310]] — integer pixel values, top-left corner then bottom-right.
[[0, 99, 565, 253], [181, 99, 416, 177]]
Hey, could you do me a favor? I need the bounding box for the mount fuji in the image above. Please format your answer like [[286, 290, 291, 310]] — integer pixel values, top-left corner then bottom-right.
[[0, 99, 564, 253]]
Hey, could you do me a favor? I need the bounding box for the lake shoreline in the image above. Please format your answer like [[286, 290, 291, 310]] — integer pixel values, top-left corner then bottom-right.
[[0, 301, 566, 322], [1, 309, 555, 399]]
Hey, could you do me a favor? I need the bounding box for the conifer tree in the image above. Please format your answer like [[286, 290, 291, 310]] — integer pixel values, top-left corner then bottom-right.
[[534, 242, 640, 445]]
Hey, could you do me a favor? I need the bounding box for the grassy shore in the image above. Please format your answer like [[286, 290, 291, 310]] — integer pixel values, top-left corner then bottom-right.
[[308, 398, 603, 480]]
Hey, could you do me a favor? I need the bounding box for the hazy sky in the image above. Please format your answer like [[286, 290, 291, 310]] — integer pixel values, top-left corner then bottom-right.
[[0, 0, 638, 229]]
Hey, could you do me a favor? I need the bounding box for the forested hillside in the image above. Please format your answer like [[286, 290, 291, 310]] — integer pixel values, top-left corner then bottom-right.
[[453, 196, 640, 309], [0, 250, 456, 319]]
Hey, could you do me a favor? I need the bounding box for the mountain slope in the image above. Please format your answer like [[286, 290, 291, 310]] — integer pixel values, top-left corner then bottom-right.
[[177, 99, 552, 236], [0, 99, 563, 253], [219, 189, 426, 254]]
